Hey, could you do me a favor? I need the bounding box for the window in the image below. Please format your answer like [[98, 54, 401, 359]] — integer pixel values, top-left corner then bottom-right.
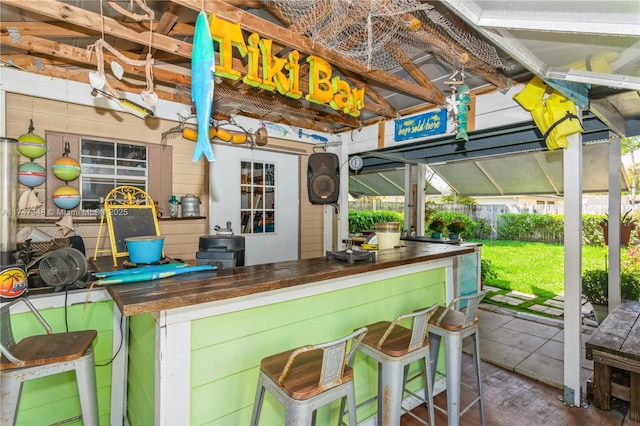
[[240, 161, 275, 234], [44, 132, 172, 218], [79, 139, 148, 210]]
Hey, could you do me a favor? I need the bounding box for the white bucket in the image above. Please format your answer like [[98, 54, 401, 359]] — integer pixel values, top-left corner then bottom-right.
[[17, 226, 54, 243]]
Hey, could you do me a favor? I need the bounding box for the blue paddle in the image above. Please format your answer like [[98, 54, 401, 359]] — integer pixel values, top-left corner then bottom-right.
[[96, 265, 216, 285]]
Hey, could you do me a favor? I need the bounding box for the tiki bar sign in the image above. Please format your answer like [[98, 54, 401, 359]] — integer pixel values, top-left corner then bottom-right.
[[209, 14, 365, 117]]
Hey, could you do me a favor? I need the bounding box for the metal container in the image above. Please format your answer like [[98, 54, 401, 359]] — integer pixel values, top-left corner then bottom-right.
[[180, 194, 201, 217]]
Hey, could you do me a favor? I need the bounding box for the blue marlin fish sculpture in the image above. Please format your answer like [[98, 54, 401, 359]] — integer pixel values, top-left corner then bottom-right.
[[191, 11, 216, 162]]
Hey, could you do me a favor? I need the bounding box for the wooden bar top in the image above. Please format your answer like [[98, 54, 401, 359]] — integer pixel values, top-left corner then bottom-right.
[[102, 241, 478, 317]]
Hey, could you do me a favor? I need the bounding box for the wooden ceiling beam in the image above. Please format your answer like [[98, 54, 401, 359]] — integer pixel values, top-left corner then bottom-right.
[[138, 3, 181, 59], [173, 0, 443, 105], [0, 21, 99, 38], [2, 0, 192, 58], [11, 62, 177, 103], [386, 45, 444, 106], [0, 33, 191, 87], [0, 20, 195, 39]]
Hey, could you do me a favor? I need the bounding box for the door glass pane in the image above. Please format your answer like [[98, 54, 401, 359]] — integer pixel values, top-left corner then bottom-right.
[[240, 160, 275, 234]]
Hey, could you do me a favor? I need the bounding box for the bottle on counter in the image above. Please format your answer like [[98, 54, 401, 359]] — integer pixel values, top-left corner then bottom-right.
[[169, 195, 179, 218]]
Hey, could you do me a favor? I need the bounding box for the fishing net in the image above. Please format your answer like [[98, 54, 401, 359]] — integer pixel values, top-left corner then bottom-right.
[[215, 85, 320, 122], [270, 0, 516, 75]]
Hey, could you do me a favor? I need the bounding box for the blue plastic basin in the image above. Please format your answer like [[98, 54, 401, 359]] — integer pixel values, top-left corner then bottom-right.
[[125, 236, 164, 264]]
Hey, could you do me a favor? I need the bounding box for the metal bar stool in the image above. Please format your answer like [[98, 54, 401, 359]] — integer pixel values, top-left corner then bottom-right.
[[349, 304, 439, 426], [428, 290, 488, 426], [1, 297, 99, 425], [250, 327, 367, 426]]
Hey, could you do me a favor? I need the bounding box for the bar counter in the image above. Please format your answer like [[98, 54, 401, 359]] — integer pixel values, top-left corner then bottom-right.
[[105, 241, 477, 317], [104, 241, 480, 425]]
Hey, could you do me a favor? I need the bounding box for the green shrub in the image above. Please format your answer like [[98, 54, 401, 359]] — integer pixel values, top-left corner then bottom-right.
[[348, 210, 403, 234], [583, 214, 607, 246], [481, 259, 498, 281], [496, 213, 564, 243], [582, 269, 640, 305]]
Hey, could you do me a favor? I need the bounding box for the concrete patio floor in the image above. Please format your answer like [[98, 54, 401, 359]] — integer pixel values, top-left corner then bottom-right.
[[467, 303, 594, 390]]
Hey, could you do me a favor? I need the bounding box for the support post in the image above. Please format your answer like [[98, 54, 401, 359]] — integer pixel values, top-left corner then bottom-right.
[[563, 116, 582, 407], [608, 137, 622, 310]]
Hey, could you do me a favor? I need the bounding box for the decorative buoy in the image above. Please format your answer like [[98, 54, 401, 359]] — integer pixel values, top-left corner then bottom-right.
[[52, 185, 81, 210], [17, 119, 47, 159], [17, 162, 46, 187], [52, 157, 81, 182]]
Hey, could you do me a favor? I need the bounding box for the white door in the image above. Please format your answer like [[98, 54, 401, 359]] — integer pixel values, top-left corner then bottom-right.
[[209, 144, 299, 265]]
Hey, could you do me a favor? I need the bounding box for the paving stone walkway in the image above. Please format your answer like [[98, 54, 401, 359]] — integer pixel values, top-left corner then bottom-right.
[[483, 285, 599, 327]]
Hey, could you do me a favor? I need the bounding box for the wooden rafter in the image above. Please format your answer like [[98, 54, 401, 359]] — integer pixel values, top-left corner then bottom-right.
[[1, 0, 192, 58], [0, 33, 191, 88]]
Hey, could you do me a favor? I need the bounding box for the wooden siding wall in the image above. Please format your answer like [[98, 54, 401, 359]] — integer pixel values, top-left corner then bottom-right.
[[6, 93, 325, 262]]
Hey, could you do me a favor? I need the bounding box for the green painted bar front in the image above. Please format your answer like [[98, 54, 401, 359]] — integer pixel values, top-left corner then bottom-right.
[[125, 267, 448, 425]]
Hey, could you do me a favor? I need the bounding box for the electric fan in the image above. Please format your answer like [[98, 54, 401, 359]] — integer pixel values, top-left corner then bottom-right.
[[38, 247, 88, 290]]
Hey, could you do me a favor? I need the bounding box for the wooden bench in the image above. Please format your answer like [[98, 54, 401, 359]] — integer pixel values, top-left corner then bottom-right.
[[585, 300, 640, 421]]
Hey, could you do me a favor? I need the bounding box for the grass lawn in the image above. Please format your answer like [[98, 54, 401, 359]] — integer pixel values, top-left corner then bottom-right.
[[469, 239, 610, 298]]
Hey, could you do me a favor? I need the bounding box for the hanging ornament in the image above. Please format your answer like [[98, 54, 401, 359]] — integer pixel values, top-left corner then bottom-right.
[[17, 161, 45, 210], [17, 162, 46, 187], [52, 140, 81, 182], [52, 157, 81, 182], [17, 119, 47, 159], [52, 185, 81, 210], [455, 84, 471, 142]]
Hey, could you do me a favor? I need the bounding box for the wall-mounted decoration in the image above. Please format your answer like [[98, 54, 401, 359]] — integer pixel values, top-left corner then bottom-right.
[[394, 109, 447, 142]]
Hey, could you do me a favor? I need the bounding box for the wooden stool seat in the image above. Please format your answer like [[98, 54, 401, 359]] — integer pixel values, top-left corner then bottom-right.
[[260, 348, 354, 400], [251, 328, 367, 425], [429, 306, 476, 331], [363, 321, 427, 357], [0, 330, 97, 370]]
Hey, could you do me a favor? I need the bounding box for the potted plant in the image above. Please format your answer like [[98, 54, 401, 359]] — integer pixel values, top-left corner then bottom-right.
[[446, 219, 466, 240], [428, 217, 445, 239], [582, 269, 640, 323], [600, 211, 637, 246]]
